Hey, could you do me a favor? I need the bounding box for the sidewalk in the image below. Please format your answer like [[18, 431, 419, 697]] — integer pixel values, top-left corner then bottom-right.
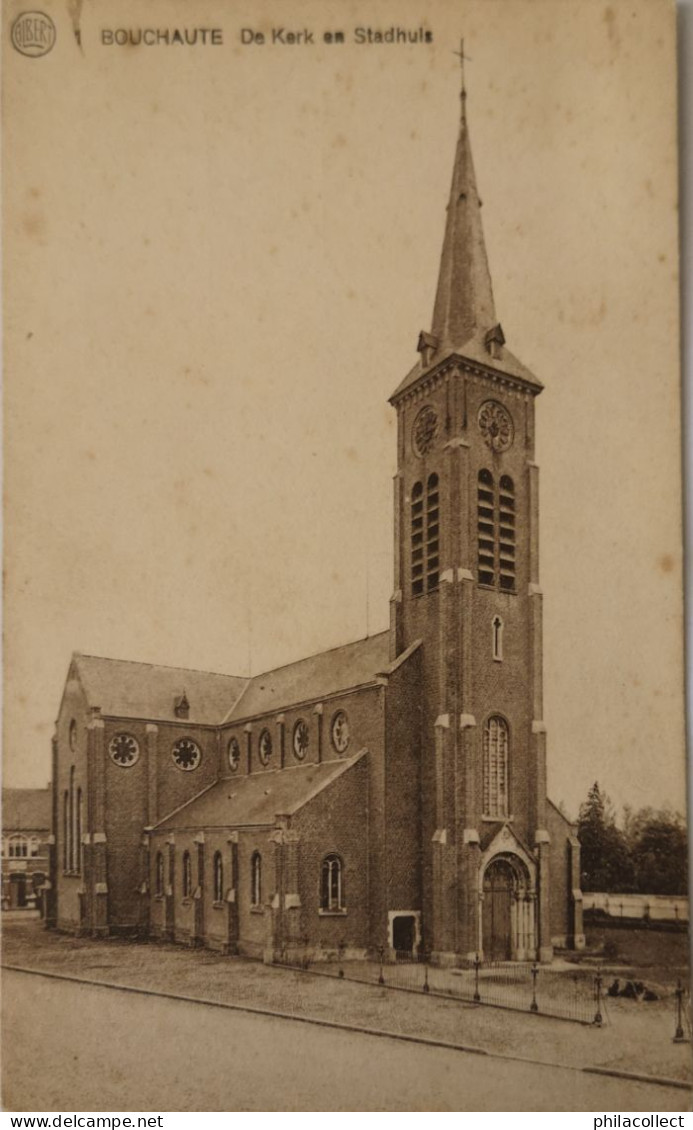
[[2, 920, 691, 1087]]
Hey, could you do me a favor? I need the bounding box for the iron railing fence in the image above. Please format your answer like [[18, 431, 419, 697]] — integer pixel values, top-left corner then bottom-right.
[[273, 945, 604, 1025]]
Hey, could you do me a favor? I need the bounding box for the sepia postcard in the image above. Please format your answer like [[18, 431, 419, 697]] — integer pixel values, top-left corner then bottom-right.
[[2, 0, 689, 1115]]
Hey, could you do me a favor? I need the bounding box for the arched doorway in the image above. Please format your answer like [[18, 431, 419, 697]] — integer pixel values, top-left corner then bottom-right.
[[482, 859, 514, 959], [482, 854, 535, 961]]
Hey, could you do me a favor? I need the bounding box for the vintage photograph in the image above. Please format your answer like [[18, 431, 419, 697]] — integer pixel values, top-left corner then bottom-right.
[[2, 0, 689, 1113]]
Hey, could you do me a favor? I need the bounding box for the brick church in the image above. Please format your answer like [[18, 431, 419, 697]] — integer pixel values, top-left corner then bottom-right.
[[48, 73, 584, 965]]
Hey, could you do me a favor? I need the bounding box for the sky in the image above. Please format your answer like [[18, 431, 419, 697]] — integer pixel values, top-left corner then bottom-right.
[[3, 0, 686, 819]]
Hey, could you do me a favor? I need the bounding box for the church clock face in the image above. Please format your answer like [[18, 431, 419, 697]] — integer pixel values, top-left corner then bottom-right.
[[292, 719, 309, 760], [478, 400, 514, 452], [331, 711, 350, 753], [227, 737, 240, 772], [172, 737, 201, 771], [412, 405, 439, 456], [109, 733, 140, 767]]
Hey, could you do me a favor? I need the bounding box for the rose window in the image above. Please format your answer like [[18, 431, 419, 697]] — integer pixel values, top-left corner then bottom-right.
[[292, 720, 309, 760], [172, 738, 201, 771], [108, 733, 140, 767]]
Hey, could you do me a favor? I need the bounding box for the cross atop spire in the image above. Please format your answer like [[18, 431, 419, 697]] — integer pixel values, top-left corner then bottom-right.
[[453, 37, 469, 110], [428, 48, 497, 357]]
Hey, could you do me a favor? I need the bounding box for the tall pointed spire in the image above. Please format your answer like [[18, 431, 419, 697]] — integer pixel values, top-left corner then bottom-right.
[[429, 42, 497, 353]]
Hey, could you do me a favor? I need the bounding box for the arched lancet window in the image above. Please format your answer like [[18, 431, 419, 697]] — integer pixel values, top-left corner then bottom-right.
[[492, 615, 504, 661], [8, 835, 29, 859], [477, 470, 496, 586], [426, 473, 440, 592], [182, 851, 192, 898], [483, 715, 509, 818], [62, 790, 68, 871], [411, 482, 424, 596], [251, 851, 262, 908], [499, 476, 516, 592], [155, 852, 165, 897], [76, 787, 83, 874], [320, 854, 344, 911], [213, 851, 224, 903], [29, 837, 40, 858], [69, 766, 76, 871]]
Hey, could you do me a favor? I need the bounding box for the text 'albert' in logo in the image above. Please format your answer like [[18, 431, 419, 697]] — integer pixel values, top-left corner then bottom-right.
[[11, 11, 56, 57]]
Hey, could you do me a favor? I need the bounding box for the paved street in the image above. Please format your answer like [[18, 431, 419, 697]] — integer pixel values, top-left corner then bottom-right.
[[3, 970, 690, 1112]]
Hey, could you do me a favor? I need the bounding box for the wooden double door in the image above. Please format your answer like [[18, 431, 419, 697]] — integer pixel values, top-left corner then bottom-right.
[[482, 859, 515, 961]]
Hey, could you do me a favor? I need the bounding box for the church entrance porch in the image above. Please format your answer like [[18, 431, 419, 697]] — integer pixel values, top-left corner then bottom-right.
[[480, 853, 536, 962]]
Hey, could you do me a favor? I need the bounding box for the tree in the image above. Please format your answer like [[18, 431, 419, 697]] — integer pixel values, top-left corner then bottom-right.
[[577, 781, 634, 892], [627, 807, 688, 895]]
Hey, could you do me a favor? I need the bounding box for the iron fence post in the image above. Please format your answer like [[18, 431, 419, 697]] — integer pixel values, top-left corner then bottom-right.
[[378, 944, 385, 985], [423, 949, 430, 993], [674, 979, 686, 1043], [338, 939, 345, 978], [530, 962, 539, 1013], [473, 953, 481, 1002], [594, 968, 603, 1027]]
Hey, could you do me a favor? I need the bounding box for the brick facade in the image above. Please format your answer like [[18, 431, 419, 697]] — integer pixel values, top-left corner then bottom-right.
[[50, 80, 582, 964]]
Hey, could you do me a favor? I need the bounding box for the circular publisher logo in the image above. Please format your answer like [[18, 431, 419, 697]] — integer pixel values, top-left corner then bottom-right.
[[11, 11, 56, 57]]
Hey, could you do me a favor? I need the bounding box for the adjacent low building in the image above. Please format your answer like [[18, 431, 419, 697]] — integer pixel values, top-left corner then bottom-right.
[[2, 787, 51, 911]]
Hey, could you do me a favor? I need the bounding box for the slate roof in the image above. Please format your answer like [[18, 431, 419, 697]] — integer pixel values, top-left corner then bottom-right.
[[390, 334, 543, 403], [72, 654, 248, 726], [225, 631, 391, 723], [2, 787, 51, 832], [153, 751, 367, 831]]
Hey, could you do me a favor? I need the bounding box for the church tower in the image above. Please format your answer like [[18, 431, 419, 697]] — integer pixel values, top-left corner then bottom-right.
[[389, 63, 553, 963]]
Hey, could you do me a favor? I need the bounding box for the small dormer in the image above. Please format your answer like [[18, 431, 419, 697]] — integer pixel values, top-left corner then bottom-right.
[[484, 323, 505, 359], [174, 692, 190, 719], [417, 330, 438, 369]]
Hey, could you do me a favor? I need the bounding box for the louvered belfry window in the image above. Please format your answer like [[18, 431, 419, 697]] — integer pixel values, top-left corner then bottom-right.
[[477, 471, 516, 592], [498, 476, 516, 592], [483, 715, 509, 817], [411, 482, 424, 595], [477, 469, 496, 585], [426, 474, 440, 592]]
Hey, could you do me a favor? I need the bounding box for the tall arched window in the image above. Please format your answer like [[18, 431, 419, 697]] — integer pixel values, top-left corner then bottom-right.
[[320, 854, 344, 911], [62, 791, 68, 871], [76, 787, 83, 875], [426, 473, 440, 592], [182, 851, 192, 898], [155, 852, 165, 897], [251, 852, 262, 908], [498, 476, 516, 592], [477, 470, 496, 586], [411, 482, 424, 596], [69, 766, 76, 871], [483, 715, 509, 818], [213, 851, 224, 903]]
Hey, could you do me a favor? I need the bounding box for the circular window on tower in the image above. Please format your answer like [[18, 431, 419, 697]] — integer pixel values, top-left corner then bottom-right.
[[412, 405, 439, 456], [292, 719, 310, 761], [478, 400, 514, 453], [172, 737, 202, 771], [108, 733, 140, 768], [330, 711, 350, 754], [258, 729, 273, 766], [227, 736, 241, 772]]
